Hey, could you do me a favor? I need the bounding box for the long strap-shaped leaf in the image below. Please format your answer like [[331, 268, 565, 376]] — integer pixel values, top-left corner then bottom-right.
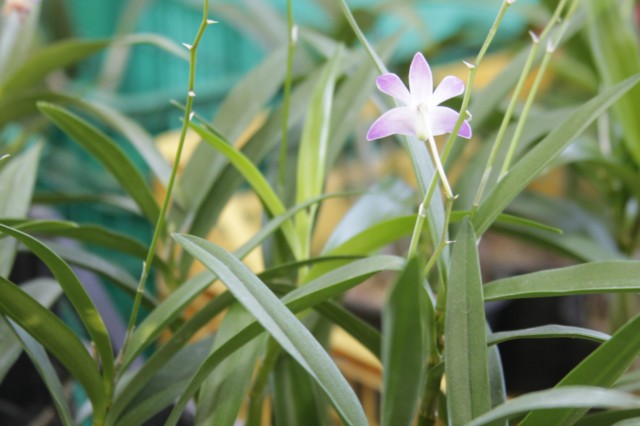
[[487, 324, 610, 346], [484, 260, 640, 301], [0, 276, 105, 415], [188, 120, 300, 257], [467, 386, 640, 426], [38, 103, 160, 223], [295, 47, 343, 258], [445, 219, 491, 424], [520, 313, 640, 425], [473, 74, 640, 235], [381, 257, 427, 426], [172, 234, 402, 425], [0, 224, 114, 393]]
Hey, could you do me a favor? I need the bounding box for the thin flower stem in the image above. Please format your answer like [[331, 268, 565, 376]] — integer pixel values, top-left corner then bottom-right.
[[471, 0, 569, 215], [499, 0, 579, 178], [442, 0, 514, 164], [277, 0, 295, 194], [499, 44, 553, 178], [409, 0, 514, 259], [116, 0, 212, 374], [423, 196, 455, 276]]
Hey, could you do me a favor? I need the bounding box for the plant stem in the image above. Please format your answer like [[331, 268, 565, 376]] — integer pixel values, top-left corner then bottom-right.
[[499, 0, 579, 178], [471, 0, 569, 215], [277, 0, 295, 195], [115, 0, 212, 375]]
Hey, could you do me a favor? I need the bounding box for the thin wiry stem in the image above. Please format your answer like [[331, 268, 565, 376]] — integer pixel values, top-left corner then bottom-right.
[[499, 0, 579, 178], [116, 0, 214, 375], [471, 0, 569, 216]]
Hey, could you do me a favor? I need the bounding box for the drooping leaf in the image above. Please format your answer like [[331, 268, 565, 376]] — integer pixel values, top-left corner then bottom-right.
[[169, 235, 405, 426], [487, 324, 610, 346], [0, 34, 187, 95], [467, 386, 640, 426], [0, 224, 114, 389], [0, 276, 106, 417], [38, 102, 160, 223], [188, 120, 299, 256]]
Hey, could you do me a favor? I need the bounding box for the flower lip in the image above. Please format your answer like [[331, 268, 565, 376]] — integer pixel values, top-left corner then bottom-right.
[[367, 52, 472, 141]]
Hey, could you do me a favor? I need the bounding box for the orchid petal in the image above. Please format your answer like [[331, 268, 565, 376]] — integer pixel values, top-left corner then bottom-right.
[[431, 76, 465, 106], [429, 106, 472, 139], [376, 73, 412, 106], [409, 52, 433, 104], [366, 107, 419, 140]]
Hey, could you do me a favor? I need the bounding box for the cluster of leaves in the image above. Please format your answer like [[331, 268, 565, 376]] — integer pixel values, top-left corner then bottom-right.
[[1, 0, 640, 425]]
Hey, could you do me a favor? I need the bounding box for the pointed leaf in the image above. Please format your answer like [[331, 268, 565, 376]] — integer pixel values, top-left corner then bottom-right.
[[381, 257, 426, 426], [487, 325, 610, 346], [484, 261, 640, 301], [0, 224, 114, 387], [445, 219, 491, 424], [521, 313, 640, 425], [295, 46, 343, 257], [473, 75, 640, 235], [173, 235, 368, 425], [38, 102, 159, 223], [0, 144, 40, 276], [467, 386, 640, 426], [0, 276, 105, 415]]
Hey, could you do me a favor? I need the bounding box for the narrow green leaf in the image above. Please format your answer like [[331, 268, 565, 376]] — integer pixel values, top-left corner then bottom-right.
[[295, 47, 343, 257], [115, 339, 212, 426], [42, 241, 157, 308], [587, 0, 640, 165], [314, 300, 381, 358], [473, 75, 640, 235], [575, 410, 640, 426], [467, 386, 640, 426], [10, 320, 74, 426], [195, 303, 263, 426], [0, 278, 61, 382], [381, 257, 426, 426], [445, 219, 491, 424], [0, 34, 187, 95], [306, 215, 415, 283], [0, 144, 40, 276], [180, 47, 287, 215], [171, 235, 401, 426], [188, 120, 299, 256], [0, 224, 114, 389], [0, 92, 171, 187], [272, 353, 329, 426], [108, 294, 234, 423], [484, 261, 640, 301], [182, 66, 321, 261], [162, 251, 403, 426], [487, 325, 610, 346], [521, 313, 640, 425], [37, 102, 160, 223], [0, 276, 105, 415]]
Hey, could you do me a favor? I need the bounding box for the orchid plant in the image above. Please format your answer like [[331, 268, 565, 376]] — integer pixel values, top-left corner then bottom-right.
[[2, 0, 640, 425]]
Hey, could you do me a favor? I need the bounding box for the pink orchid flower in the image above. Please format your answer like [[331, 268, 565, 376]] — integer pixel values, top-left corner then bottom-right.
[[367, 52, 472, 142]]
